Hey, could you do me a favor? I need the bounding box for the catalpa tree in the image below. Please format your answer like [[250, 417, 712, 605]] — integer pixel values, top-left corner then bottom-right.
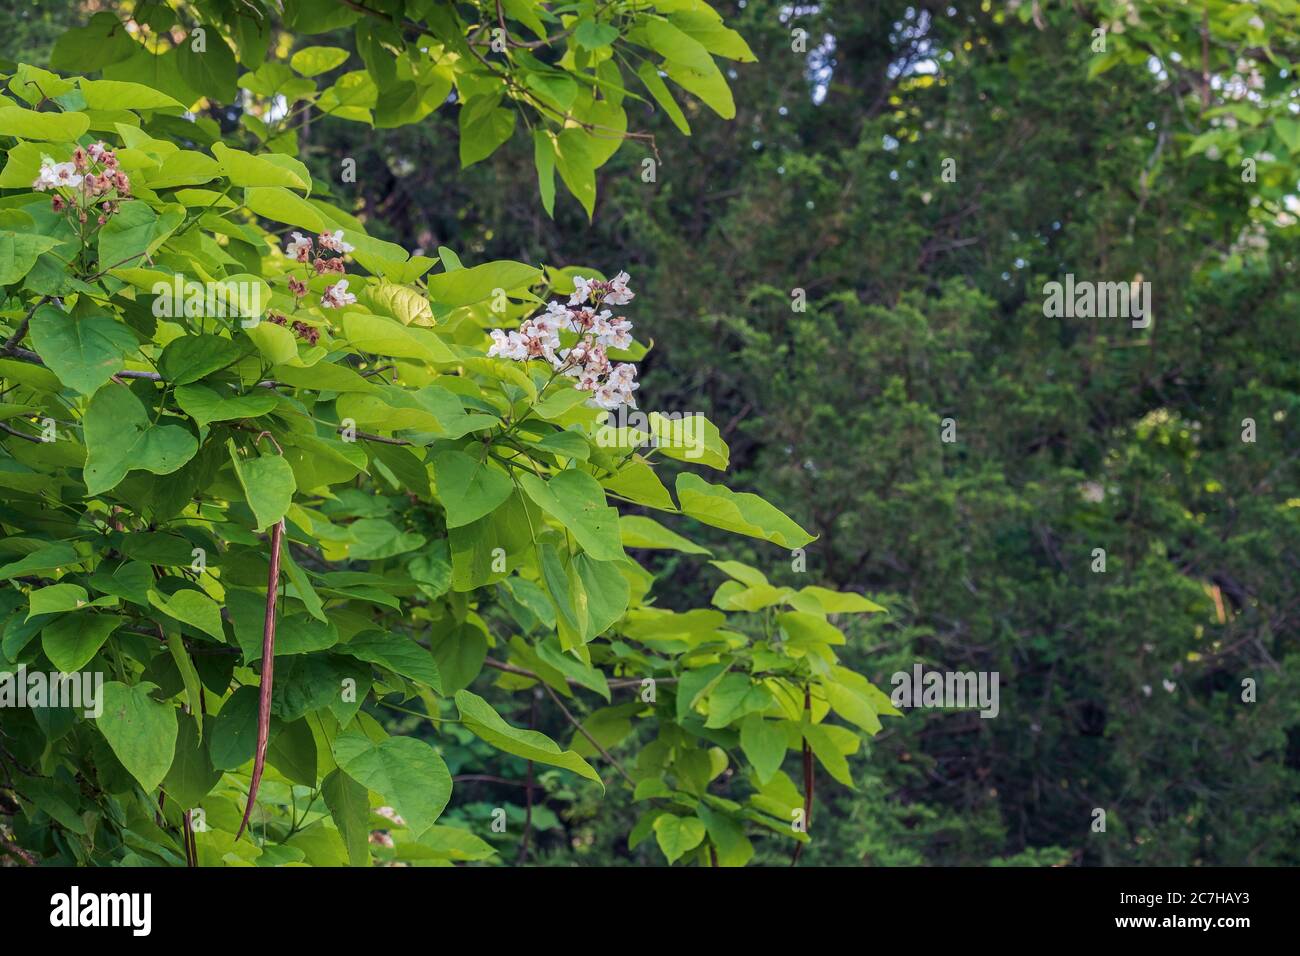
[[0, 0, 894, 867]]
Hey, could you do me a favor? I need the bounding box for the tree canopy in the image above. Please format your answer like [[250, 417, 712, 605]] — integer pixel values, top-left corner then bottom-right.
[[1, 0, 1298, 869]]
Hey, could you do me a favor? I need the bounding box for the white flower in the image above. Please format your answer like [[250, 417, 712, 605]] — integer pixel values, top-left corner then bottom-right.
[[319, 229, 354, 254], [285, 231, 313, 261], [590, 367, 638, 409], [528, 310, 564, 344], [605, 270, 635, 305], [490, 271, 639, 411], [569, 276, 595, 306], [33, 160, 81, 191], [320, 279, 356, 309], [592, 311, 633, 350], [487, 329, 529, 361], [609, 362, 638, 388]]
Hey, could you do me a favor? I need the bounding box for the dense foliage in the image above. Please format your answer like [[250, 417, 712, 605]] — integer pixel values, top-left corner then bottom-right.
[[0, 0, 898, 868], [2, 0, 1298, 869], [285, 0, 1300, 866]]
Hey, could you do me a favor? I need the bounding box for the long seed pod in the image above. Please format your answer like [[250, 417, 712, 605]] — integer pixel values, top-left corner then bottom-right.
[[236, 517, 284, 840]]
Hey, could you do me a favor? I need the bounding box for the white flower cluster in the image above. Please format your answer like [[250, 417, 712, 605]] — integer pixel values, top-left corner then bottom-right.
[[283, 231, 357, 310], [487, 271, 639, 410]]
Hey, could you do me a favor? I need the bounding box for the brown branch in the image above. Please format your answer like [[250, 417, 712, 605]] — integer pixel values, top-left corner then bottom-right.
[[452, 774, 530, 787], [483, 656, 675, 691], [347, 428, 412, 446], [0, 834, 36, 865], [7, 345, 161, 381], [236, 517, 285, 840], [0, 422, 42, 443], [541, 682, 635, 788], [1, 295, 53, 355]]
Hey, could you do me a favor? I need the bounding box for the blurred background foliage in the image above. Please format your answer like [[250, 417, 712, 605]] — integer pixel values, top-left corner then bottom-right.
[[4, 0, 1298, 865]]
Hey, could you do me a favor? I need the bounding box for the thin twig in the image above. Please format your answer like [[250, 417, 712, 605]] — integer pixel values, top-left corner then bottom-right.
[[0, 423, 42, 443], [1, 296, 53, 354], [540, 682, 635, 788]]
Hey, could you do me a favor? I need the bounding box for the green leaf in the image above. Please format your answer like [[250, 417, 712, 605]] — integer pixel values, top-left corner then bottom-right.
[[228, 441, 296, 531], [663, 58, 735, 119], [554, 128, 596, 218], [268, 718, 317, 786], [823, 679, 882, 735], [648, 411, 729, 470], [533, 129, 556, 217], [620, 515, 710, 554], [428, 621, 487, 695], [576, 20, 620, 49], [79, 78, 185, 111], [459, 96, 516, 167], [97, 202, 184, 271], [0, 105, 89, 141], [1276, 118, 1300, 154], [341, 312, 457, 363], [411, 825, 498, 862], [424, 260, 541, 309], [27, 583, 90, 617], [0, 543, 78, 581], [799, 585, 885, 614], [697, 804, 754, 867], [574, 553, 630, 636], [82, 386, 199, 496], [367, 280, 434, 327], [148, 588, 225, 642], [801, 720, 855, 789], [778, 610, 845, 647], [454, 689, 605, 789], [0, 231, 61, 285], [740, 714, 786, 784], [49, 12, 138, 73], [602, 459, 676, 511], [162, 715, 222, 808], [636, 60, 690, 136], [519, 470, 624, 560], [167, 631, 205, 738], [433, 449, 513, 528], [175, 384, 278, 428], [42, 613, 121, 672], [158, 334, 242, 385], [346, 518, 426, 560], [322, 768, 371, 866], [243, 186, 327, 230], [341, 630, 442, 691], [29, 305, 139, 396], [333, 732, 452, 836], [213, 142, 310, 189], [96, 680, 178, 793], [705, 673, 771, 728], [676, 472, 815, 549], [175, 27, 238, 101], [209, 685, 270, 770], [540, 542, 589, 648], [653, 813, 706, 863], [637, 18, 716, 73], [291, 46, 351, 77]]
